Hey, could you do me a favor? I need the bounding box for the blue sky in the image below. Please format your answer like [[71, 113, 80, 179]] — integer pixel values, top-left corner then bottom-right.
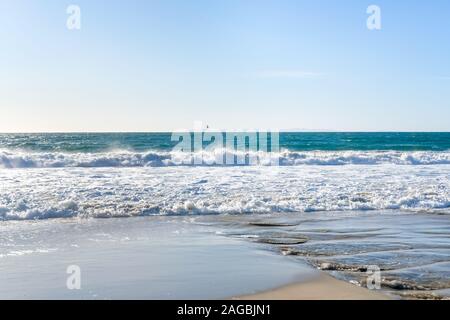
[[1, 0, 449, 132]]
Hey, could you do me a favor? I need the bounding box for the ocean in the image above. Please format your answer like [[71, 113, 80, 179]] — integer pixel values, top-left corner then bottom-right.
[[0, 132, 450, 220], [1, 132, 449, 298], [1, 132, 450, 153]]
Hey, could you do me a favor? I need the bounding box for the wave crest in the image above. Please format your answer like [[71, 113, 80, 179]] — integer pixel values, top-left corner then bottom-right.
[[1, 149, 450, 168]]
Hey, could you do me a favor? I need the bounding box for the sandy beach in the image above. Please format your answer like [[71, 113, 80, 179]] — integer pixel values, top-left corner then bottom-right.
[[238, 273, 390, 300]]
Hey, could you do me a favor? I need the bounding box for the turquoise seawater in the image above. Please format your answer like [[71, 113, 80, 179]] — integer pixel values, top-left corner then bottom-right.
[[0, 132, 449, 152]]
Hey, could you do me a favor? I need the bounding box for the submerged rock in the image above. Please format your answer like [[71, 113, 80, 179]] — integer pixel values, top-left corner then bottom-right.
[[256, 238, 308, 245], [280, 247, 301, 256], [248, 222, 299, 227], [399, 291, 449, 300]]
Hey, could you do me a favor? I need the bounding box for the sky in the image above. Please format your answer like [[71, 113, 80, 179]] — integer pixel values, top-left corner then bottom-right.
[[0, 0, 449, 132]]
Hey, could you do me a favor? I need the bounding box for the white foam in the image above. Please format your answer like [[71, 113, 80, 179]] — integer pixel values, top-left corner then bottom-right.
[[0, 165, 449, 220], [1, 149, 450, 168]]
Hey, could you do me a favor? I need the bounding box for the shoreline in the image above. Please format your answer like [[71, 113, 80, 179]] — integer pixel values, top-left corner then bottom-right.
[[2, 212, 448, 299]]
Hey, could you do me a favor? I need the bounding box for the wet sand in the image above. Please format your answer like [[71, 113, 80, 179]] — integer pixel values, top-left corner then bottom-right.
[[0, 216, 316, 299], [238, 273, 390, 300], [1, 211, 449, 299]]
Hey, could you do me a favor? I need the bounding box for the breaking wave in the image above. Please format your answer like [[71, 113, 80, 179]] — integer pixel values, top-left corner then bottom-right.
[[1, 149, 450, 168]]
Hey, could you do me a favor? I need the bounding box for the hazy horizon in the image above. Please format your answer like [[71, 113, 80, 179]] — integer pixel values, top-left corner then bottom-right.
[[1, 130, 450, 134]]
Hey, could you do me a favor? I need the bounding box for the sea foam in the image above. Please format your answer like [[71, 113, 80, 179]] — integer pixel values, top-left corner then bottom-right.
[[1, 165, 449, 220], [1, 149, 450, 168]]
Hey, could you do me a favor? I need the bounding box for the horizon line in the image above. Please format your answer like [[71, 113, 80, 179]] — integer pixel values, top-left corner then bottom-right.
[[1, 130, 450, 134]]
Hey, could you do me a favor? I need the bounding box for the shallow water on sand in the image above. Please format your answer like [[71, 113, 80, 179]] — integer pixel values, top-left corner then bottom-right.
[[0, 216, 313, 299], [203, 211, 450, 299]]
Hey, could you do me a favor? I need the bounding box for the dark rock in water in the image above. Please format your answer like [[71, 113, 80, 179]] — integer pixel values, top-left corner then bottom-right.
[[256, 238, 308, 245], [280, 247, 302, 256], [382, 279, 426, 291], [399, 291, 447, 300], [311, 260, 370, 272], [319, 262, 336, 271], [248, 222, 298, 227]]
